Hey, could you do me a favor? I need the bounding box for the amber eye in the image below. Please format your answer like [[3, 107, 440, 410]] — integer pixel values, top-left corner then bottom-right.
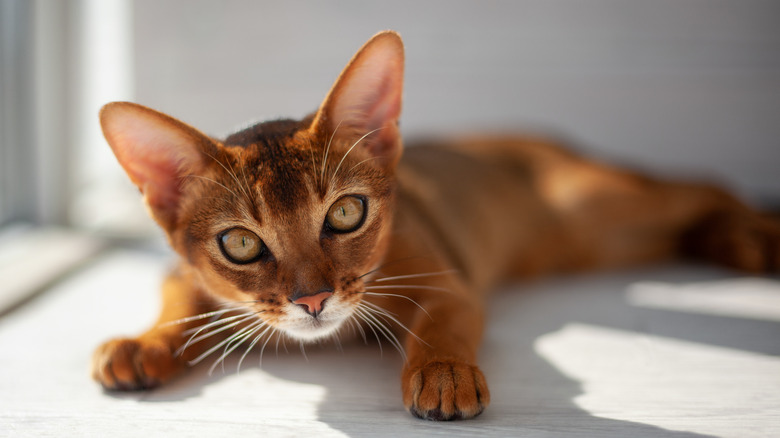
[[325, 195, 366, 233], [218, 228, 264, 264]]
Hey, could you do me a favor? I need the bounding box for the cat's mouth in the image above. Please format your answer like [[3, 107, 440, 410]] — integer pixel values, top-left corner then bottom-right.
[[279, 301, 351, 341], [282, 314, 346, 341]]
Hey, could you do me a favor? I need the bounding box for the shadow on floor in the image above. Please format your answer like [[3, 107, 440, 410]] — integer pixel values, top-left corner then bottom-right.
[[133, 265, 779, 437]]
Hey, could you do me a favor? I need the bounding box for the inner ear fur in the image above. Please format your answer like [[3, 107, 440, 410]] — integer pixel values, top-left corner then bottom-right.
[[311, 30, 405, 169], [100, 101, 217, 232]]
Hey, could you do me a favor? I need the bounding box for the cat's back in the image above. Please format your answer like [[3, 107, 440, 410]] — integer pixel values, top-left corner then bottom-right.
[[397, 134, 572, 200], [399, 134, 575, 184], [393, 137, 564, 290]]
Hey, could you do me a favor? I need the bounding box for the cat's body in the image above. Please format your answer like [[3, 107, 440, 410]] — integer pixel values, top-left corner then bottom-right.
[[92, 31, 780, 421]]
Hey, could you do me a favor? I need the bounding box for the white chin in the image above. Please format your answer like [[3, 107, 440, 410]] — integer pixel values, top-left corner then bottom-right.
[[283, 319, 343, 342]]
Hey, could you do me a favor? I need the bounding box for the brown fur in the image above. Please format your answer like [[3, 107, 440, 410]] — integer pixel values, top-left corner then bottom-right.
[[92, 31, 780, 420]]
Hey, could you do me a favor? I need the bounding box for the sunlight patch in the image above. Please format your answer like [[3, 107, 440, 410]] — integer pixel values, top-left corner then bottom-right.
[[627, 278, 780, 322], [535, 323, 780, 438], [199, 368, 335, 426]]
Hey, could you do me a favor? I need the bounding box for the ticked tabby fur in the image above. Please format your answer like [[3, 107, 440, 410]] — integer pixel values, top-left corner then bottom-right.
[[92, 31, 780, 421]]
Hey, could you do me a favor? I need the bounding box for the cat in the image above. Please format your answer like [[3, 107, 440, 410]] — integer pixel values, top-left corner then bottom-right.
[[91, 30, 780, 421]]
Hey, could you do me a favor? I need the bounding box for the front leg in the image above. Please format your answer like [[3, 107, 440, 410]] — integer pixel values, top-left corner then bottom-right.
[[91, 269, 218, 390], [394, 285, 490, 420]]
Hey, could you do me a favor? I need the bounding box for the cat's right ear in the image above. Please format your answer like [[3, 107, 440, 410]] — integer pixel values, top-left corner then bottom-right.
[[100, 102, 215, 232]]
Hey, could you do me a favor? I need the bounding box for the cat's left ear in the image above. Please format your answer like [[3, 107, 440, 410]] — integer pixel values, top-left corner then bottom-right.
[[312, 30, 405, 169]]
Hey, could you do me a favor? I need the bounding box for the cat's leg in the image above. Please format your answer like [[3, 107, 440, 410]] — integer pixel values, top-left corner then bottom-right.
[[399, 286, 490, 421], [366, 260, 490, 421], [449, 135, 780, 273], [91, 269, 220, 390], [536, 155, 780, 273]]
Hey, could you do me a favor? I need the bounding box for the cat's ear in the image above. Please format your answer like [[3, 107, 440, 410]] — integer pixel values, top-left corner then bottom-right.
[[312, 30, 405, 169], [100, 102, 216, 232]]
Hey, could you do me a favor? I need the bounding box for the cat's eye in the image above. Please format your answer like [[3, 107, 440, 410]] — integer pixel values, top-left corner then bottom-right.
[[325, 195, 366, 233], [218, 228, 264, 264]]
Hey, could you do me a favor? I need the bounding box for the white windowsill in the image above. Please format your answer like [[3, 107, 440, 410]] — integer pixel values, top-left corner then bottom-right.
[[0, 224, 105, 314]]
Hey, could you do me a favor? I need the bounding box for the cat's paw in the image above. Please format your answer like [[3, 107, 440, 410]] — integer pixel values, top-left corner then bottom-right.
[[402, 360, 490, 421], [91, 337, 184, 391]]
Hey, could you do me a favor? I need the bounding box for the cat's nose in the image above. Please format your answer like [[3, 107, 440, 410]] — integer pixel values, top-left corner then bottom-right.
[[292, 291, 333, 317]]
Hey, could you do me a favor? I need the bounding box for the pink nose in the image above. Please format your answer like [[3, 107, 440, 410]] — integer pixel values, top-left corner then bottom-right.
[[292, 291, 333, 316]]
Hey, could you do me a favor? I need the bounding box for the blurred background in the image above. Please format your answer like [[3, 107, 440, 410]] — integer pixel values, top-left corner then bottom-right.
[[1, 0, 779, 306]]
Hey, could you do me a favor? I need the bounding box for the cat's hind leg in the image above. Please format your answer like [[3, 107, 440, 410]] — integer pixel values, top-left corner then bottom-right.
[[449, 134, 780, 272], [681, 207, 780, 273], [532, 150, 780, 273]]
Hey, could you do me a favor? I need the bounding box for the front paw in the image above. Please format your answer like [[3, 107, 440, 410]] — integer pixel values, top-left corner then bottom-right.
[[91, 337, 184, 391], [402, 360, 490, 420]]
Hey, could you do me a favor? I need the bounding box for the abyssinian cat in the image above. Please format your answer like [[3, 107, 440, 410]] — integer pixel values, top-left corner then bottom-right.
[[92, 31, 780, 421]]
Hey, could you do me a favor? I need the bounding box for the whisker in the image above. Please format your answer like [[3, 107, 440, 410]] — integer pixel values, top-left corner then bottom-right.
[[357, 256, 429, 280], [347, 156, 381, 174], [202, 150, 251, 203], [238, 156, 259, 214], [353, 306, 384, 357], [209, 320, 265, 375], [356, 304, 406, 360], [331, 330, 343, 352], [259, 326, 282, 366], [181, 311, 254, 337], [239, 152, 254, 202], [220, 299, 266, 306], [321, 119, 344, 190], [328, 127, 383, 190], [359, 292, 432, 320], [275, 328, 285, 356], [364, 284, 453, 294], [227, 158, 252, 202], [177, 312, 257, 357], [183, 174, 240, 199], [299, 341, 308, 362], [358, 304, 409, 359], [309, 146, 320, 190], [368, 269, 458, 284], [237, 324, 272, 373], [188, 316, 262, 367], [158, 308, 236, 328], [362, 301, 430, 349], [343, 317, 356, 340], [348, 315, 368, 344], [260, 327, 279, 366], [189, 196, 236, 204]]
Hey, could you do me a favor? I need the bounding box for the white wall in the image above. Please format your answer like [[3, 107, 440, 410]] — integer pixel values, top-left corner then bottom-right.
[[132, 0, 780, 203]]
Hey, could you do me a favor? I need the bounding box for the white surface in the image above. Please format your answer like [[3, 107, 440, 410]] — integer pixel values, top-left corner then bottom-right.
[[1, 249, 779, 437], [0, 226, 103, 314]]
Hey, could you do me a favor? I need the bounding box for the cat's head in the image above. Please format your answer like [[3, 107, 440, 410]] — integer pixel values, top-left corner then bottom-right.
[[100, 31, 404, 341]]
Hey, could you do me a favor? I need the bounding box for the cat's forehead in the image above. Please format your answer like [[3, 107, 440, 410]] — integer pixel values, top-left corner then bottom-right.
[[223, 118, 309, 148], [220, 119, 318, 215], [211, 117, 386, 220]]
